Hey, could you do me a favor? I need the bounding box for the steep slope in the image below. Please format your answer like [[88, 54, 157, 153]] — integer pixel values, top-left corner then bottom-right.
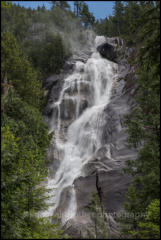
[[42, 36, 138, 238]]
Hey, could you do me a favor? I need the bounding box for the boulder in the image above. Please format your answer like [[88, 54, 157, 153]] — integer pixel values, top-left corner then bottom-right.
[[97, 42, 117, 63]]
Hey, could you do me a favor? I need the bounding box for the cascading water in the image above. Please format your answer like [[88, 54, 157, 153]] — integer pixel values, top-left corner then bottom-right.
[[40, 36, 118, 224]]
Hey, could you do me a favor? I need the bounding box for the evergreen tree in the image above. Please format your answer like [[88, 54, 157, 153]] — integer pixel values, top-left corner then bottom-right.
[[59, 1, 70, 10], [1, 1, 12, 8], [87, 192, 108, 239], [50, 1, 70, 10], [94, 18, 109, 36], [41, 4, 46, 12], [74, 1, 84, 17], [119, 2, 160, 238], [79, 2, 95, 28], [1, 31, 42, 108], [113, 1, 124, 35], [128, 199, 160, 239], [1, 19, 66, 239], [40, 33, 69, 74]]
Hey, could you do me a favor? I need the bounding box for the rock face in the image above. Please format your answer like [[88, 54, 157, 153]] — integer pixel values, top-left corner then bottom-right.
[[97, 42, 117, 62], [96, 36, 124, 63], [43, 36, 138, 238]]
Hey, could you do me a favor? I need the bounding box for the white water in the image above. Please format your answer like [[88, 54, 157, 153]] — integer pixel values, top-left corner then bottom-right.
[[40, 36, 118, 223]]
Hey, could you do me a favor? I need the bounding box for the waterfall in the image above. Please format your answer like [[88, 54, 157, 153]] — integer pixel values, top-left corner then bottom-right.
[[40, 36, 118, 223]]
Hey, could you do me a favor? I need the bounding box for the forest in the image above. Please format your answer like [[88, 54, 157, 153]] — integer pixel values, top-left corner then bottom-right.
[[1, 1, 160, 239]]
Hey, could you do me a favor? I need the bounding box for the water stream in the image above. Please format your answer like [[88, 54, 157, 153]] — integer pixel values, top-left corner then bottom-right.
[[40, 36, 118, 223]]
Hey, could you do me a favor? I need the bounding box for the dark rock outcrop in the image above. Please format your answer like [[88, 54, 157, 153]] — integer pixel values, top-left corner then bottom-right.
[[97, 42, 117, 63]]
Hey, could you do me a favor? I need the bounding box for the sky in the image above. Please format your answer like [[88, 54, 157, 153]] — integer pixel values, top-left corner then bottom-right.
[[12, 1, 115, 20]]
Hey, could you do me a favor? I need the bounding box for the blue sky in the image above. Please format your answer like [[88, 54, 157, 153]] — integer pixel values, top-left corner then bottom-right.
[[13, 1, 115, 19]]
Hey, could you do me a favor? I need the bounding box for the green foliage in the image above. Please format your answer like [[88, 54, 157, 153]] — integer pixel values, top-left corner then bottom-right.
[[1, 4, 66, 238], [74, 1, 84, 17], [1, 31, 43, 108], [1, 4, 71, 77], [24, 32, 70, 77], [18, 215, 67, 239], [118, 185, 144, 239], [94, 1, 150, 43], [87, 192, 108, 239], [113, 1, 124, 35], [118, 2, 160, 239], [1, 3, 33, 41], [79, 2, 95, 28], [73, 1, 95, 27], [1, 1, 12, 8], [41, 33, 69, 74], [50, 1, 70, 11], [128, 199, 160, 239], [2, 90, 51, 151], [1, 95, 58, 238], [94, 18, 109, 36], [1, 125, 46, 238]]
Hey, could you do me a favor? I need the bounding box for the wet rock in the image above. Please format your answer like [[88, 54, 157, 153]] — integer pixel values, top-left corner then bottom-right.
[[60, 98, 76, 120], [43, 104, 58, 124], [64, 216, 92, 239], [97, 170, 132, 213], [80, 82, 91, 95], [63, 61, 75, 72], [82, 162, 97, 176], [74, 175, 97, 213], [97, 42, 117, 63], [45, 77, 64, 105], [43, 106, 54, 118], [64, 83, 78, 96], [79, 99, 88, 116], [48, 158, 60, 177], [43, 73, 66, 90], [55, 186, 72, 215], [106, 36, 124, 47]]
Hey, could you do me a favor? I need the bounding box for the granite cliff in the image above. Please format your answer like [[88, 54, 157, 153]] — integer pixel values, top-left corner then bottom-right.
[[42, 35, 138, 238]]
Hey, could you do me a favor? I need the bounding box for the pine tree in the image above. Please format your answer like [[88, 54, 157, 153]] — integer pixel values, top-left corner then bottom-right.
[[128, 199, 160, 239], [79, 3, 95, 28], [87, 192, 108, 239], [74, 1, 84, 17], [119, 2, 160, 238], [1, 20, 66, 239], [113, 1, 124, 35], [1, 31, 42, 107], [50, 1, 70, 10]]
